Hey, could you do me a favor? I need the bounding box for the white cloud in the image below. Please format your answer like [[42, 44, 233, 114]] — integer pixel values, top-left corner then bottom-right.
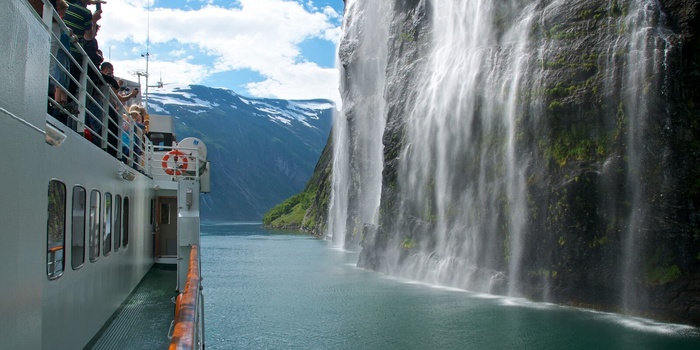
[[112, 58, 210, 88], [323, 5, 341, 19], [245, 61, 340, 102], [98, 0, 342, 103], [169, 49, 186, 57]]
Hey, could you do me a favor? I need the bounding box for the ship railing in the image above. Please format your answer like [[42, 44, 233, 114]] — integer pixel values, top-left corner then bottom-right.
[[169, 245, 205, 350], [148, 144, 204, 182], [38, 0, 152, 176], [46, 245, 64, 279]]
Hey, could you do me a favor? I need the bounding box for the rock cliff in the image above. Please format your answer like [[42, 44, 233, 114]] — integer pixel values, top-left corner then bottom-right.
[[293, 0, 700, 325]]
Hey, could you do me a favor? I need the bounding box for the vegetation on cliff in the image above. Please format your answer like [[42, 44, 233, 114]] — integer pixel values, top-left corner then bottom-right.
[[262, 133, 333, 236]]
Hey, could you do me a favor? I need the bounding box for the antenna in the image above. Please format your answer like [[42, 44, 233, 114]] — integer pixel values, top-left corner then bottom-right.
[[143, 0, 151, 110], [148, 72, 168, 88], [130, 70, 148, 86], [146, 0, 150, 109]]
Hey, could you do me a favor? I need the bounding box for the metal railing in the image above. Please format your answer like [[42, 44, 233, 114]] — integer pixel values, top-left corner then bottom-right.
[[169, 245, 204, 350], [149, 145, 204, 182], [38, 0, 152, 175], [47, 245, 64, 279]]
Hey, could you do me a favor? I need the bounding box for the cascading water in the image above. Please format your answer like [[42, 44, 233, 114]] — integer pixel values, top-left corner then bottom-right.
[[611, 0, 674, 311], [331, 0, 691, 321], [381, 0, 539, 294], [328, 0, 393, 249]]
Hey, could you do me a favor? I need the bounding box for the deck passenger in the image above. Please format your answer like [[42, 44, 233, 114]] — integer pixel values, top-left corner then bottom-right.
[[49, 0, 73, 119], [121, 113, 132, 163], [83, 24, 104, 93], [139, 106, 150, 132], [98, 62, 139, 157], [63, 0, 100, 103], [128, 105, 147, 171]]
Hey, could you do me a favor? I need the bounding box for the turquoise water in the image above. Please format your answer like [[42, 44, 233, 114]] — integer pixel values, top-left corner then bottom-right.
[[201, 222, 700, 349]]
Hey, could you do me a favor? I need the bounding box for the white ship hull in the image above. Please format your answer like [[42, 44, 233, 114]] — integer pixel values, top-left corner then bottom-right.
[[1, 2, 205, 349]]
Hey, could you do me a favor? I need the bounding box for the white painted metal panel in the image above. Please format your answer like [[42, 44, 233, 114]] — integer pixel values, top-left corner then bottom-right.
[[0, 2, 51, 350], [39, 132, 156, 350]]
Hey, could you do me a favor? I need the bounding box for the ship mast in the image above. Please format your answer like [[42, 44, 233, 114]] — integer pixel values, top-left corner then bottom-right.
[[144, 0, 151, 110]]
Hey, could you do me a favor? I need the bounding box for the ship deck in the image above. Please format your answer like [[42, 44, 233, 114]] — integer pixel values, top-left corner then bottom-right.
[[87, 264, 178, 350]]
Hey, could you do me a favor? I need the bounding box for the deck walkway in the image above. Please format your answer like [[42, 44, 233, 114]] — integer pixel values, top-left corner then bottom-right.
[[88, 265, 178, 350]]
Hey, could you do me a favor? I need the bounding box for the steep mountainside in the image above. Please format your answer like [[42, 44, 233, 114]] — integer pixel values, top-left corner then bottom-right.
[[148, 85, 334, 221], [294, 0, 700, 325]]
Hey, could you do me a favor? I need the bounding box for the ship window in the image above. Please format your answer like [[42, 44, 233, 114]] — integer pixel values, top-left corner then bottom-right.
[[71, 186, 86, 269], [114, 195, 122, 252], [47, 180, 66, 279], [123, 197, 130, 247], [89, 190, 101, 262], [104, 193, 112, 256], [147, 132, 172, 151], [160, 202, 171, 224]]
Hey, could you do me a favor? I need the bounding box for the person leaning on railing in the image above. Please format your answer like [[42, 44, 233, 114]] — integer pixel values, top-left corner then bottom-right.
[[98, 62, 139, 157], [128, 105, 147, 170], [63, 0, 101, 104], [49, 0, 74, 121], [83, 23, 104, 90]]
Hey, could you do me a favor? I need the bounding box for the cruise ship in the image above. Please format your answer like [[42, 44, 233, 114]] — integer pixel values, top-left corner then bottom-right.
[[1, 1, 209, 349]]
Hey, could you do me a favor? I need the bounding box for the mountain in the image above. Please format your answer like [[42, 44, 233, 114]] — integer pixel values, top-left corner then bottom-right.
[[147, 85, 334, 221]]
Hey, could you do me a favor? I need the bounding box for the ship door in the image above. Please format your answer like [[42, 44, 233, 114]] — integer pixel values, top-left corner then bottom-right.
[[155, 196, 178, 257]]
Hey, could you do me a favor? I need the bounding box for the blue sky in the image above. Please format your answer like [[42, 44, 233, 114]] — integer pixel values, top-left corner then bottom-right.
[[97, 0, 344, 104]]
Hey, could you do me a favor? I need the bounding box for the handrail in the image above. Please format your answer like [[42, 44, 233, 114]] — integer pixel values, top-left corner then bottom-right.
[[169, 245, 203, 350], [150, 145, 204, 182], [37, 0, 153, 176]]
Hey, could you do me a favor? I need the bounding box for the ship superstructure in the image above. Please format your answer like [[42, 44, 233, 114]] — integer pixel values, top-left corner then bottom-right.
[[0, 1, 208, 349]]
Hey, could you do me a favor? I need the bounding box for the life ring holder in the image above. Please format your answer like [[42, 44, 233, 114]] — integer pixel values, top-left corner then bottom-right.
[[162, 149, 189, 176]]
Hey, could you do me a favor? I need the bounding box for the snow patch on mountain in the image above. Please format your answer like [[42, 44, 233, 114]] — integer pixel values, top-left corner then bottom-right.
[[148, 85, 335, 129], [148, 92, 217, 110]]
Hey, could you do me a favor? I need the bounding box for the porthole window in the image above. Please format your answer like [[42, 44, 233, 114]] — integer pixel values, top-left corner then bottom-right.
[[71, 186, 86, 269], [114, 195, 122, 252], [160, 202, 171, 224], [47, 180, 66, 279], [89, 190, 101, 262], [122, 197, 130, 247], [104, 193, 112, 256]]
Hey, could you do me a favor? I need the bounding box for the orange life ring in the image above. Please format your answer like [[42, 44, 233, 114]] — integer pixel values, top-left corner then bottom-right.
[[162, 150, 189, 175]]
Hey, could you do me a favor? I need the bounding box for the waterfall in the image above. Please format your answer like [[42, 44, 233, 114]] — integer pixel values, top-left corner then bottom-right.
[[373, 0, 540, 294], [328, 0, 393, 249], [612, 0, 673, 311], [332, 0, 679, 311]]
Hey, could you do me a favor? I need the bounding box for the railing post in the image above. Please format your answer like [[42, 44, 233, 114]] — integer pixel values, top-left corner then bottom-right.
[[147, 143, 154, 177], [117, 121, 124, 161], [128, 121, 135, 167], [100, 85, 110, 149], [42, 1, 52, 28], [48, 250, 55, 276], [77, 56, 89, 132]]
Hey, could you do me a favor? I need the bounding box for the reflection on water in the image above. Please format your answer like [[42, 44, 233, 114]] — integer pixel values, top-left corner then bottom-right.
[[201, 223, 700, 350]]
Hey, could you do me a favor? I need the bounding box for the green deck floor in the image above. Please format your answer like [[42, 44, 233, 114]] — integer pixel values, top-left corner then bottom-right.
[[88, 265, 178, 350]]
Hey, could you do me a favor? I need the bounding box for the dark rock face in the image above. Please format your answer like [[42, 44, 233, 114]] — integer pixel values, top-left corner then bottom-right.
[[512, 0, 700, 324], [311, 0, 700, 325]]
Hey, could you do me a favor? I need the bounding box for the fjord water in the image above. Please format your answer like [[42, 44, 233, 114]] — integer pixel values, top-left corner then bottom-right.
[[201, 223, 699, 349]]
